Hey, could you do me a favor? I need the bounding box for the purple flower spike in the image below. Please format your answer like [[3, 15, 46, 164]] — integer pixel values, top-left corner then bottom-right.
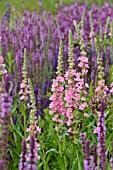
[[97, 101, 107, 170], [26, 135, 37, 170], [80, 133, 91, 170], [19, 139, 27, 170]]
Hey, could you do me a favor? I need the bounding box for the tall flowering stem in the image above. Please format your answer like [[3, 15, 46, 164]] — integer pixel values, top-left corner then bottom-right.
[[26, 78, 41, 160], [49, 40, 66, 126], [74, 20, 89, 76], [26, 135, 37, 170], [56, 40, 63, 76], [95, 40, 104, 81], [97, 101, 107, 169], [28, 78, 39, 134], [80, 133, 91, 170], [0, 74, 12, 169], [68, 29, 74, 70], [19, 48, 29, 102], [64, 29, 88, 134], [0, 56, 7, 111], [90, 41, 109, 114]]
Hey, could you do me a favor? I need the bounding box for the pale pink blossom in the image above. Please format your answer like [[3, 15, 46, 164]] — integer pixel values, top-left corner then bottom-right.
[[93, 127, 99, 134], [20, 82, 26, 88], [26, 126, 32, 132], [84, 113, 88, 118], [20, 95, 25, 100], [36, 126, 41, 133], [95, 87, 101, 93], [52, 117, 57, 122], [67, 127, 72, 133], [78, 62, 84, 68], [0, 119, 3, 124], [85, 83, 89, 88], [0, 56, 4, 63], [110, 88, 113, 94], [79, 103, 88, 110]]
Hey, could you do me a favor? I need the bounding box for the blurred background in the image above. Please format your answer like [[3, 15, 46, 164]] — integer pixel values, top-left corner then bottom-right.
[[0, 0, 113, 18]]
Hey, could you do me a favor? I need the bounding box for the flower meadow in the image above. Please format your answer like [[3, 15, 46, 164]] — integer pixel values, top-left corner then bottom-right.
[[1, 1, 113, 169]]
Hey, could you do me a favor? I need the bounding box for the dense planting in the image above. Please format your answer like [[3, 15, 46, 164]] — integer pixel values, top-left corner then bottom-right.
[[1, 1, 113, 169]]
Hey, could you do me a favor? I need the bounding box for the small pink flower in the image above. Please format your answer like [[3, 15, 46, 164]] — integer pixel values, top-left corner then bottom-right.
[[49, 110, 55, 115], [81, 97, 86, 101], [85, 83, 89, 88], [26, 126, 32, 132], [93, 127, 99, 134], [52, 117, 57, 122], [89, 31, 95, 38], [66, 120, 71, 126], [84, 64, 89, 68], [0, 56, 4, 63], [95, 87, 101, 93], [84, 113, 88, 118], [57, 76, 64, 83], [0, 119, 3, 124], [25, 90, 30, 94], [20, 95, 25, 100], [20, 82, 26, 88], [36, 126, 41, 133], [78, 62, 84, 68], [82, 69, 88, 74], [67, 127, 72, 133], [78, 56, 88, 63], [98, 80, 104, 86], [26, 135, 31, 141], [79, 103, 88, 110], [58, 119, 63, 124], [110, 88, 113, 94], [55, 126, 59, 130], [111, 82, 113, 87], [35, 142, 40, 149], [70, 135, 74, 139]]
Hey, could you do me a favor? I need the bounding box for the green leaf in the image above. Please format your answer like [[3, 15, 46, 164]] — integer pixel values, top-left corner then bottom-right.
[[45, 149, 58, 155]]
